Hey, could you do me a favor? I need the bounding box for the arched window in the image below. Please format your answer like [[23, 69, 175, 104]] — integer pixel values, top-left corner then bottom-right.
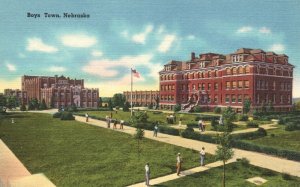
[[214, 70, 218, 77], [226, 68, 231, 75], [232, 67, 237, 74], [238, 66, 244, 74], [208, 71, 212, 77]]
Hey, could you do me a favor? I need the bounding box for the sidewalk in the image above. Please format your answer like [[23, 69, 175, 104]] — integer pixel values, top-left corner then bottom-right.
[[127, 159, 236, 187], [75, 115, 300, 178]]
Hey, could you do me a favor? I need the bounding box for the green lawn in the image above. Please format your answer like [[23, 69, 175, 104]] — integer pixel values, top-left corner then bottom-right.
[[243, 126, 300, 152], [155, 161, 300, 187], [0, 113, 215, 187]]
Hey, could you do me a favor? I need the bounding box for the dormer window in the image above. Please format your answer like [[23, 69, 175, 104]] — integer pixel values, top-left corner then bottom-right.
[[238, 55, 243, 62], [232, 55, 237, 62], [284, 57, 288, 64], [273, 57, 277, 63]]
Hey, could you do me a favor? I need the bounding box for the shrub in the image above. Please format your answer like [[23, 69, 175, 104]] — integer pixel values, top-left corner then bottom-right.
[[246, 121, 259, 128], [186, 122, 198, 128], [238, 115, 249, 121], [270, 133, 275, 137], [152, 111, 162, 114], [173, 104, 181, 112], [257, 127, 267, 136], [237, 157, 250, 166], [262, 169, 276, 177], [60, 112, 75, 120], [285, 122, 300, 131], [193, 106, 201, 113], [214, 107, 221, 114], [282, 173, 292, 180], [53, 112, 62, 118], [20, 104, 26, 111]]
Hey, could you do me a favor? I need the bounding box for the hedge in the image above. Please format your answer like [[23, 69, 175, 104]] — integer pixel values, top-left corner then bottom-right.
[[180, 129, 217, 144], [246, 121, 259, 128], [60, 111, 75, 120], [231, 128, 267, 140], [232, 140, 300, 161]]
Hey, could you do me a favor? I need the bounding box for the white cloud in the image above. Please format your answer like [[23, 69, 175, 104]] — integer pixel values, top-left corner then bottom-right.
[[82, 54, 153, 78], [236, 26, 253, 33], [6, 63, 16, 71], [269, 44, 285, 53], [132, 25, 154, 44], [157, 34, 176, 53], [91, 50, 103, 57], [61, 34, 97, 48], [187, 35, 196, 40], [48, 66, 66, 72], [259, 27, 271, 34], [26, 38, 58, 53]]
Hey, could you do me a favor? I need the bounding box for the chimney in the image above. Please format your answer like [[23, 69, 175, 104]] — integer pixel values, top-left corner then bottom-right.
[[191, 52, 195, 60]]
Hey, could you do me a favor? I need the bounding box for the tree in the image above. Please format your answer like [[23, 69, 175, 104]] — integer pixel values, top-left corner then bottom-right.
[[98, 97, 103, 107], [148, 103, 153, 109], [131, 113, 145, 159], [0, 95, 7, 112], [123, 101, 130, 112], [173, 104, 181, 112], [39, 99, 47, 110], [243, 99, 251, 114], [222, 107, 236, 132], [112, 93, 126, 107], [193, 105, 201, 113], [215, 132, 234, 187], [20, 103, 26, 111], [29, 98, 39, 110], [6, 96, 19, 109], [295, 101, 300, 111], [108, 99, 113, 111]]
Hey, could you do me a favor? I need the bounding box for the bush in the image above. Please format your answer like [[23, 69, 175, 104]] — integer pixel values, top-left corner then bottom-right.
[[20, 104, 26, 111], [257, 127, 267, 136], [262, 169, 276, 177], [193, 106, 201, 113], [214, 107, 221, 114], [152, 111, 162, 114], [53, 112, 62, 118], [237, 157, 250, 166], [285, 122, 300, 131], [238, 115, 249, 121], [173, 104, 181, 112], [231, 128, 267, 140], [60, 112, 75, 120], [246, 121, 259, 128], [282, 173, 292, 180], [180, 129, 216, 143], [186, 122, 198, 128]]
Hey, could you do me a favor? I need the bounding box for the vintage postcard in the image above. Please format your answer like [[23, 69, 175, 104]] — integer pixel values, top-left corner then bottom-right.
[[0, 1, 299, 186]]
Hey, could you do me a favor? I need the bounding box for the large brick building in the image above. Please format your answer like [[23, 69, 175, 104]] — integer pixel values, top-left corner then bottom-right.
[[159, 48, 294, 112], [21, 75, 99, 108], [123, 90, 159, 107]]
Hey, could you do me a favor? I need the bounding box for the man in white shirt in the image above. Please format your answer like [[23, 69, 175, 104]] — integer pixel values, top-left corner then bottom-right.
[[145, 163, 150, 186], [176, 153, 182, 176], [200, 147, 206, 166]]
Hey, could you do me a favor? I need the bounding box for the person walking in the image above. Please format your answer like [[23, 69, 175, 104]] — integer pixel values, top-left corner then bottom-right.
[[120, 120, 124, 129], [113, 119, 117, 129], [202, 120, 206, 132], [107, 117, 111, 128], [153, 123, 158, 137], [176, 153, 182, 176], [145, 163, 150, 186], [200, 147, 206, 166], [179, 117, 182, 126], [85, 113, 89, 122], [198, 119, 203, 132]]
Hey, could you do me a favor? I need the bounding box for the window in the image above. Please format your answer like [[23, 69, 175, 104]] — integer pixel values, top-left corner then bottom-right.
[[233, 67, 237, 74], [208, 83, 211, 90], [244, 80, 249, 89], [192, 84, 196, 90], [280, 82, 284, 90], [232, 95, 236, 103], [273, 94, 276, 104], [256, 94, 260, 104], [245, 66, 250, 73], [238, 81, 243, 89], [214, 95, 218, 103], [207, 95, 211, 103], [238, 67, 244, 74], [226, 68, 231, 75], [238, 55, 243, 62], [288, 95, 291, 104], [198, 83, 201, 90], [208, 71, 212, 78], [214, 70, 218, 77], [202, 83, 205, 90], [214, 83, 218, 90], [226, 81, 231, 89], [225, 95, 230, 103], [238, 95, 242, 103], [280, 95, 283, 103], [232, 81, 237, 89]]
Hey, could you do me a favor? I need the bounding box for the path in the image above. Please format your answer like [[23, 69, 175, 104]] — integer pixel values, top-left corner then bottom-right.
[[128, 159, 236, 187], [74, 115, 300, 179]]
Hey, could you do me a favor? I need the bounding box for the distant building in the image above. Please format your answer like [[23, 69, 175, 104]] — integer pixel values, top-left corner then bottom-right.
[[159, 48, 294, 112], [3, 89, 28, 105], [20, 75, 99, 108], [123, 90, 159, 107]]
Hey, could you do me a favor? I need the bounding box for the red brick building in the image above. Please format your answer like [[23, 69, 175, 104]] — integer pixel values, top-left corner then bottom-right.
[[159, 48, 294, 112], [123, 90, 159, 107], [21, 75, 99, 108], [4, 89, 28, 105]]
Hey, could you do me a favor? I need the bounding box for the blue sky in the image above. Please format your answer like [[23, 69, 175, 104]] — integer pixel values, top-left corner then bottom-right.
[[0, 0, 299, 97]]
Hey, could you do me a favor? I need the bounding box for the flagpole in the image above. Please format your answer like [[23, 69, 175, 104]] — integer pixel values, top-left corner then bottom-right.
[[131, 68, 133, 117]]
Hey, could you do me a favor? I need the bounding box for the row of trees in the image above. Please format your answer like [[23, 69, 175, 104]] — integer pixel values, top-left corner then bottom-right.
[[0, 95, 20, 111]]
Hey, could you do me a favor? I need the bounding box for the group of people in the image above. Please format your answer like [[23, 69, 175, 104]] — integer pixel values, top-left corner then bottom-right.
[[198, 119, 206, 132], [145, 147, 206, 186], [105, 116, 124, 130]]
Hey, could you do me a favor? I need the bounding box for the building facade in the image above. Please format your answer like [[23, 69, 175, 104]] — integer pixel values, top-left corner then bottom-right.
[[159, 48, 294, 112], [21, 75, 99, 108], [123, 90, 159, 107]]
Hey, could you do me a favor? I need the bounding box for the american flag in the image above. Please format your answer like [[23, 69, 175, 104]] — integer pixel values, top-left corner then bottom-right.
[[131, 69, 140, 78]]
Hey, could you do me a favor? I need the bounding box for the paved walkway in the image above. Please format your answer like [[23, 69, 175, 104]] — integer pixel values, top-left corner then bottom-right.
[[128, 159, 236, 187], [74, 115, 300, 179]]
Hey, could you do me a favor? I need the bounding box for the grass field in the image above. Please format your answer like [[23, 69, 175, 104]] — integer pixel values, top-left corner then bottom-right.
[[0, 112, 215, 187], [243, 126, 300, 152], [155, 161, 300, 187]]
